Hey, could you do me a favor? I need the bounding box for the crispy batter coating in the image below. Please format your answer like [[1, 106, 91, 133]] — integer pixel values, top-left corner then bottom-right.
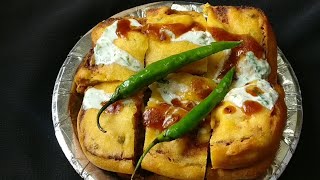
[[74, 19, 148, 93], [210, 84, 286, 170], [142, 73, 215, 179], [145, 7, 208, 75], [77, 82, 143, 174], [204, 4, 278, 84]]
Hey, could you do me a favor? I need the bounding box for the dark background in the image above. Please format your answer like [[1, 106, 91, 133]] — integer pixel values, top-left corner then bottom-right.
[[1, 0, 319, 179]]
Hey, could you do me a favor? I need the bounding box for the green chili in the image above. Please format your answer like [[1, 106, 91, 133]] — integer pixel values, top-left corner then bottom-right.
[[97, 41, 241, 133], [131, 67, 235, 179]]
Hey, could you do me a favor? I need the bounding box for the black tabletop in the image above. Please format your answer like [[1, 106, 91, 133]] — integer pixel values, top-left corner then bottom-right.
[[1, 0, 319, 179]]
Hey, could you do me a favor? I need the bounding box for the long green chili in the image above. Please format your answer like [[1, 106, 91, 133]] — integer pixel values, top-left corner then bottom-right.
[[131, 67, 235, 179], [97, 41, 241, 133]]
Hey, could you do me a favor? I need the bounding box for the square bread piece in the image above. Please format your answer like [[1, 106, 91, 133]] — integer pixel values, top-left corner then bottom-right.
[[77, 82, 143, 174], [203, 4, 278, 84], [210, 96, 286, 170], [141, 73, 215, 179], [74, 18, 148, 93], [144, 7, 209, 75]]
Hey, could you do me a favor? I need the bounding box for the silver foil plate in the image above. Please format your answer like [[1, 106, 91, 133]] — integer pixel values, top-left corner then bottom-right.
[[51, 1, 303, 179]]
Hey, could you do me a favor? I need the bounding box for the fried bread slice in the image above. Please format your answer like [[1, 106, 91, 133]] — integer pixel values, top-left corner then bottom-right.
[[141, 73, 216, 179], [77, 82, 143, 174], [204, 4, 278, 84], [144, 7, 209, 75], [210, 84, 286, 169], [74, 18, 148, 93]]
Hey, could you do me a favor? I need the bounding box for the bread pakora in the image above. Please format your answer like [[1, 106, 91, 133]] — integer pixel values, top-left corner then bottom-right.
[[74, 18, 148, 93], [77, 82, 143, 174], [72, 3, 287, 180], [142, 73, 215, 179], [144, 7, 209, 75]]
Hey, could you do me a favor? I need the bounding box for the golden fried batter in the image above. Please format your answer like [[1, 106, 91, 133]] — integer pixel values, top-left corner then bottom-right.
[[74, 19, 148, 93], [77, 82, 143, 174], [142, 73, 215, 179]]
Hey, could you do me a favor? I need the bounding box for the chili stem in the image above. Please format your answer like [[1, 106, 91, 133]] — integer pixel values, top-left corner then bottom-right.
[[131, 138, 160, 180]]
